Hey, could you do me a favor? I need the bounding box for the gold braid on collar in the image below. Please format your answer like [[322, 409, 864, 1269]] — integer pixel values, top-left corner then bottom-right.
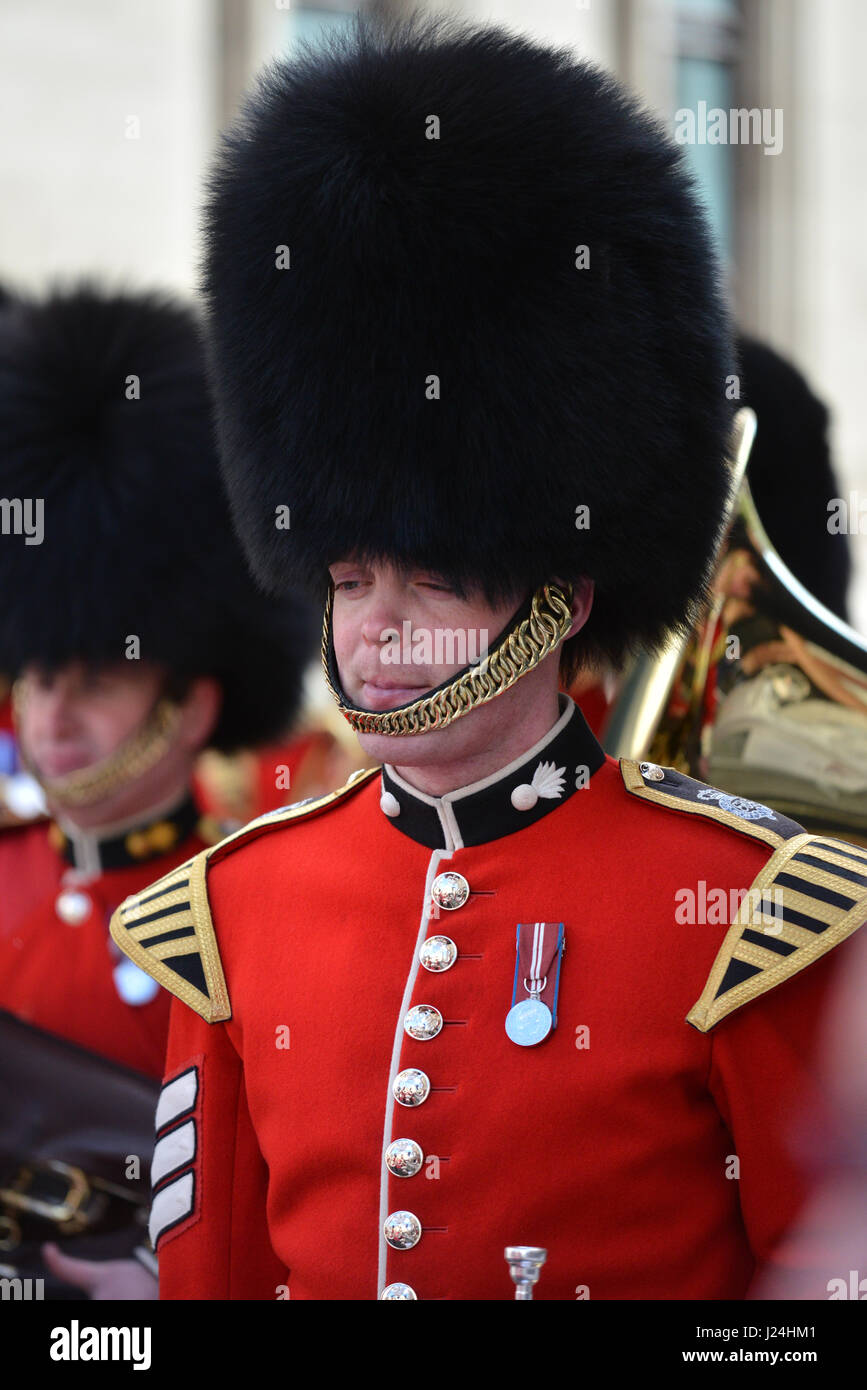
[[321, 581, 574, 737], [12, 687, 182, 807]]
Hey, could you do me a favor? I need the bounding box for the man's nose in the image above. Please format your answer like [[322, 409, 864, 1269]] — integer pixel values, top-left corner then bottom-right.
[[360, 589, 410, 645], [36, 685, 81, 737]]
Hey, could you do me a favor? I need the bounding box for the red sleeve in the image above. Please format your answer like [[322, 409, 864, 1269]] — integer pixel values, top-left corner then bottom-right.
[[707, 935, 857, 1296], [151, 997, 288, 1301]]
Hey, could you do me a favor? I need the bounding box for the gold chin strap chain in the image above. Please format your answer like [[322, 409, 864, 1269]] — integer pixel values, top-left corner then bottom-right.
[[321, 581, 574, 737], [11, 687, 183, 807]]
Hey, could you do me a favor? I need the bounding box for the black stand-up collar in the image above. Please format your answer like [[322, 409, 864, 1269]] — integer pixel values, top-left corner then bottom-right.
[[379, 695, 606, 849], [51, 794, 201, 873]]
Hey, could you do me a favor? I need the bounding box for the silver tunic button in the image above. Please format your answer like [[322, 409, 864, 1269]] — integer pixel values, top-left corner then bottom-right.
[[392, 1068, 431, 1107], [430, 871, 469, 912], [380, 791, 401, 818], [639, 761, 665, 782], [380, 1282, 418, 1300], [419, 935, 458, 972], [54, 889, 92, 925], [404, 1004, 443, 1041], [385, 1138, 424, 1178], [384, 1210, 422, 1250]]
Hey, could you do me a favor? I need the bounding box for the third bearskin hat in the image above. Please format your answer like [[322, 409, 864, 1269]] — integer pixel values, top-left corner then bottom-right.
[[736, 336, 851, 623], [202, 14, 735, 676]]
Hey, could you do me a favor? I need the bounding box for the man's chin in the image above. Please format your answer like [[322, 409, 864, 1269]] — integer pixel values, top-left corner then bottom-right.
[[355, 722, 462, 766]]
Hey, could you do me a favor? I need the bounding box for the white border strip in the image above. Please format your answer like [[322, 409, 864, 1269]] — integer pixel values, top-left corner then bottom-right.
[[149, 1171, 194, 1247], [151, 1118, 196, 1187], [155, 1066, 198, 1133]]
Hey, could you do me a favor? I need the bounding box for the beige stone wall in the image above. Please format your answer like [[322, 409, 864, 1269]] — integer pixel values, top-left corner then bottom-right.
[[737, 0, 867, 634], [0, 0, 217, 295], [457, 0, 619, 66]]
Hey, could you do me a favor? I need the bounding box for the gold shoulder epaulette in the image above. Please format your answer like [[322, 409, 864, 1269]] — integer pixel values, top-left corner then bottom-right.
[[620, 758, 802, 850], [687, 831, 867, 1031], [109, 766, 379, 1022]]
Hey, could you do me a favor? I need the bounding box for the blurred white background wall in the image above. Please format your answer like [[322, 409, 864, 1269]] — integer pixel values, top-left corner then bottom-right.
[[0, 0, 217, 293]]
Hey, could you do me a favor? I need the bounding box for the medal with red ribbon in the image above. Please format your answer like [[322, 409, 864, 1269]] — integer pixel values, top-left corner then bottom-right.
[[505, 922, 565, 1047]]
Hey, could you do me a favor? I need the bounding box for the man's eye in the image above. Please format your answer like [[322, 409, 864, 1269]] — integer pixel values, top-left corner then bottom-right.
[[334, 580, 361, 592]]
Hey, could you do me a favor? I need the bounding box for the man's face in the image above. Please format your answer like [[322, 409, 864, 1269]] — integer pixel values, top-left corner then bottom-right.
[[329, 558, 526, 765], [17, 661, 166, 781]]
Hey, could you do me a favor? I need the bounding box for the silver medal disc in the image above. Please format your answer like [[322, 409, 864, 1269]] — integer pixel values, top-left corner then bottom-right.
[[505, 997, 552, 1047], [113, 958, 160, 1006]]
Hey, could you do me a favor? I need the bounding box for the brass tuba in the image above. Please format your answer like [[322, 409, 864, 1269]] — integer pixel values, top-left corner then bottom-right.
[[603, 408, 867, 845]]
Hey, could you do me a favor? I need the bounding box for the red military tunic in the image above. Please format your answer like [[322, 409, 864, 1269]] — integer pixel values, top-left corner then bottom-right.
[[111, 698, 867, 1297], [0, 797, 210, 1078]]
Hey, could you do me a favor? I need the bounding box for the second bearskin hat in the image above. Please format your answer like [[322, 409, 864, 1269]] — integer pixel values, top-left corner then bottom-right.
[[201, 15, 736, 678], [0, 284, 315, 752]]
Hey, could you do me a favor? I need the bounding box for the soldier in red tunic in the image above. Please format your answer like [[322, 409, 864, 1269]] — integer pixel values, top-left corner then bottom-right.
[[0, 287, 314, 1293], [112, 19, 866, 1300]]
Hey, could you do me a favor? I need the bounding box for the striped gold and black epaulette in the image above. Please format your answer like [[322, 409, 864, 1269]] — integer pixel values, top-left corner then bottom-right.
[[688, 832, 867, 1031], [109, 850, 225, 1021], [109, 766, 379, 1022], [619, 760, 867, 1030]]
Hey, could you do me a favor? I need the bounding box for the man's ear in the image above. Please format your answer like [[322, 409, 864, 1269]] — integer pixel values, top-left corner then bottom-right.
[[174, 676, 223, 753], [565, 577, 594, 641]]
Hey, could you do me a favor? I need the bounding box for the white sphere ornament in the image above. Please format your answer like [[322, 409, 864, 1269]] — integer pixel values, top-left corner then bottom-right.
[[511, 760, 566, 813], [511, 784, 538, 812]]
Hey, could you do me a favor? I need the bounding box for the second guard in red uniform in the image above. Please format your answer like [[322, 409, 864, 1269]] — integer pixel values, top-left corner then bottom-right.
[[0, 287, 314, 1295]]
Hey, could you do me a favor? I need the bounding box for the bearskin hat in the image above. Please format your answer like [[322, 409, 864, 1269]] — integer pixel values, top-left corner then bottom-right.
[[202, 14, 736, 669], [0, 285, 316, 751], [736, 336, 850, 623]]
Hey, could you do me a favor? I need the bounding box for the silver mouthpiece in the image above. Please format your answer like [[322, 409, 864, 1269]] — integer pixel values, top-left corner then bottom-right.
[[504, 1245, 547, 1300]]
